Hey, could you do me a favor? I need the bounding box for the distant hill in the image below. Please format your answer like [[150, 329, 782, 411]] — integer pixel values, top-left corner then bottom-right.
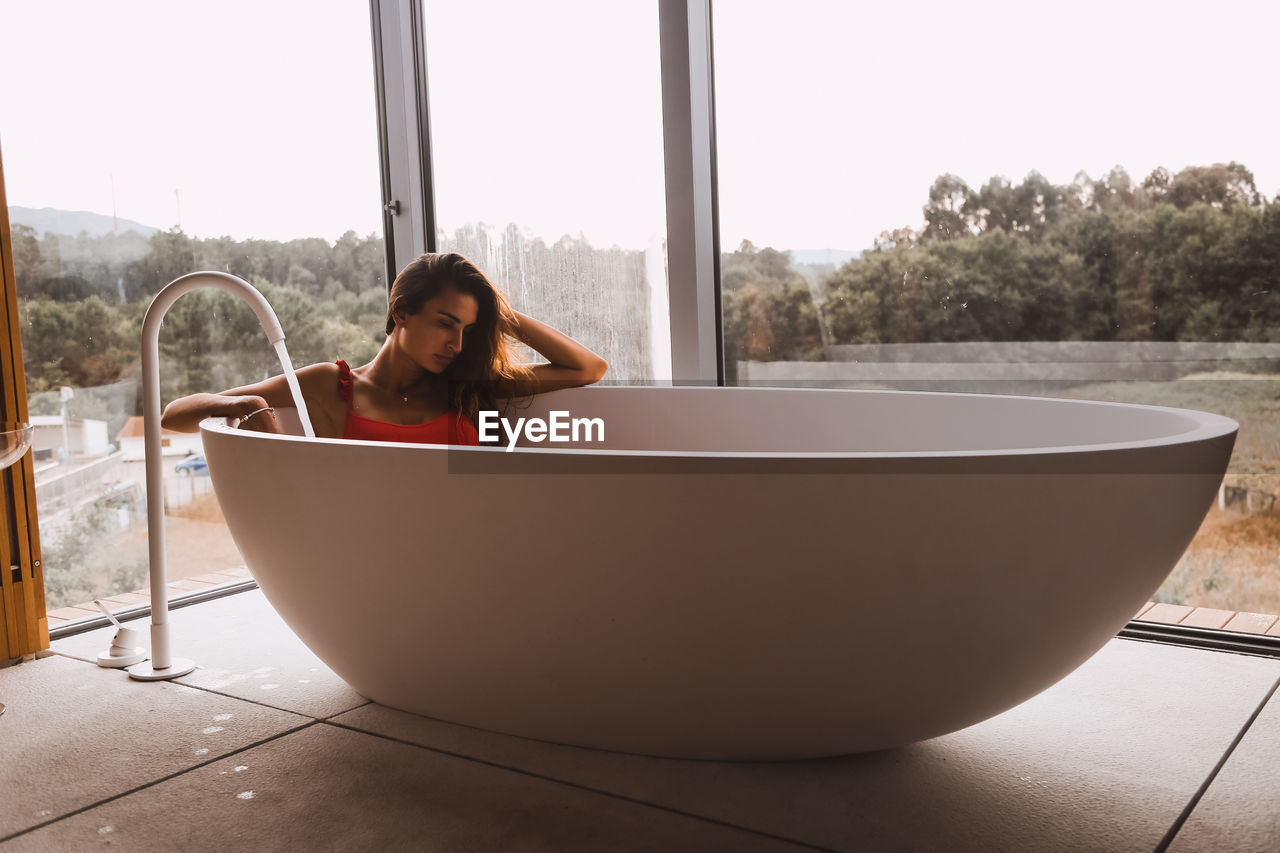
[[8, 206, 160, 239], [787, 248, 860, 268]]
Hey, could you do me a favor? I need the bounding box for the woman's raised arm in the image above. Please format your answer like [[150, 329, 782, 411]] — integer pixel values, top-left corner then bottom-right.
[[499, 310, 608, 397]]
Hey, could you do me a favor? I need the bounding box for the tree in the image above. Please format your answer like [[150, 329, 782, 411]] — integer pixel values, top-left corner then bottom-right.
[[128, 227, 196, 301], [874, 227, 919, 250], [9, 224, 42, 286], [973, 176, 1016, 233], [921, 174, 976, 242], [1163, 162, 1261, 213], [720, 243, 824, 379], [1012, 171, 1065, 237]]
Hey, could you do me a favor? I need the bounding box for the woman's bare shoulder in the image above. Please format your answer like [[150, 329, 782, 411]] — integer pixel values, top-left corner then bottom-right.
[[294, 362, 346, 404], [295, 361, 341, 382]]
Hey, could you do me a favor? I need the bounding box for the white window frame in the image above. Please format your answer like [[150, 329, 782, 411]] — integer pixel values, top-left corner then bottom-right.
[[369, 0, 723, 385]]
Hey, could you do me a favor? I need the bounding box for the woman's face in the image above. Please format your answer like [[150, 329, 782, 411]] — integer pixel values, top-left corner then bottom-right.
[[396, 285, 481, 373]]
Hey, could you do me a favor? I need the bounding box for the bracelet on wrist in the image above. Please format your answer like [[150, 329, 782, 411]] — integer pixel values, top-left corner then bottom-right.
[[240, 407, 275, 424]]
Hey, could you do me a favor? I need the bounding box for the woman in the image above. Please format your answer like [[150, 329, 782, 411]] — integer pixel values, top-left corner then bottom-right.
[[161, 253, 608, 444]]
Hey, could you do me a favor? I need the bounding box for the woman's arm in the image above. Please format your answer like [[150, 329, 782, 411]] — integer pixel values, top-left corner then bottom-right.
[[160, 363, 341, 434], [160, 390, 282, 434], [500, 310, 608, 396]]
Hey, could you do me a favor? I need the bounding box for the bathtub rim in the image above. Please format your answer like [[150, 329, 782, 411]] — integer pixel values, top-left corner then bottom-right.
[[199, 385, 1238, 461]]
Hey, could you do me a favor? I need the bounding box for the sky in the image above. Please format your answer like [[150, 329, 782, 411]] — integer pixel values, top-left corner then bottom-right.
[[1, 0, 1277, 253]]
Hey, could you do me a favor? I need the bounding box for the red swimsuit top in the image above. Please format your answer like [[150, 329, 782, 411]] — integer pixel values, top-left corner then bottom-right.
[[336, 360, 480, 445]]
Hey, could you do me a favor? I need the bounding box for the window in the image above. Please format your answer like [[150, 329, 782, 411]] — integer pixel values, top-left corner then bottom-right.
[[712, 0, 1280, 618], [422, 0, 670, 382], [0, 1, 384, 617]]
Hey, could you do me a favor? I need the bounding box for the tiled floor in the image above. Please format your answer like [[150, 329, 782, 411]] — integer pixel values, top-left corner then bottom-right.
[[2, 589, 1279, 852], [1133, 601, 1280, 636]]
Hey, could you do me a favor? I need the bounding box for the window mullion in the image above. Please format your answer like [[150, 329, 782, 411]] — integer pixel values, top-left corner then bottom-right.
[[370, 0, 437, 282], [660, 0, 722, 386]]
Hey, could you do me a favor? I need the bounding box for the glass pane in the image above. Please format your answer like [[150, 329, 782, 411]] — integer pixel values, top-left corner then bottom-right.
[[0, 1, 385, 621], [714, 1, 1280, 618], [424, 0, 669, 382]]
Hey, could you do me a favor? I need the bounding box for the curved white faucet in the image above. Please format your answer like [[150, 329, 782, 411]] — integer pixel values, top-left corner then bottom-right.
[[130, 271, 310, 680]]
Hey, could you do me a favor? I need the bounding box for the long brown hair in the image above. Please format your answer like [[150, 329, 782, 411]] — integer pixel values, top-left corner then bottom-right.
[[385, 253, 532, 422]]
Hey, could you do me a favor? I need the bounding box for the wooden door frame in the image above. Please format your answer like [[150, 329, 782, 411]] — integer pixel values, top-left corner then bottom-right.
[[0, 141, 49, 661]]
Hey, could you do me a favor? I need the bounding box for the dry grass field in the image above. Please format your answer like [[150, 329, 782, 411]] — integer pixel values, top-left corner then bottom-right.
[[1158, 506, 1280, 613], [1058, 374, 1280, 612], [51, 492, 244, 611]]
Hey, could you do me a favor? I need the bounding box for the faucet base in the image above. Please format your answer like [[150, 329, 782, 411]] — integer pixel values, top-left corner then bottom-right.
[[127, 657, 196, 681]]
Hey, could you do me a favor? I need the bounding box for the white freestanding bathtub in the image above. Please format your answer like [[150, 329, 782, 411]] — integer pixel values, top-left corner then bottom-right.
[[200, 386, 1236, 760]]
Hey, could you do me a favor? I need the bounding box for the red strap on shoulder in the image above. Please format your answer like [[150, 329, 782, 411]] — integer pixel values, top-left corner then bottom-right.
[[335, 360, 353, 404], [449, 411, 481, 445]]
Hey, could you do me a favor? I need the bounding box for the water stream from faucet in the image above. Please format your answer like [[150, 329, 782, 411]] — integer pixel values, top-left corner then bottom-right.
[[273, 339, 316, 438]]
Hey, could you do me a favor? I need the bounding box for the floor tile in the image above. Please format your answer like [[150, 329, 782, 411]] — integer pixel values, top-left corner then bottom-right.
[[96, 592, 149, 607], [169, 578, 218, 592], [1168, 676, 1280, 852], [331, 639, 1280, 852], [0, 655, 308, 839], [52, 589, 367, 720], [1141, 603, 1194, 624], [5, 724, 805, 852], [45, 605, 99, 622], [1180, 608, 1235, 629], [1222, 612, 1279, 634]]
